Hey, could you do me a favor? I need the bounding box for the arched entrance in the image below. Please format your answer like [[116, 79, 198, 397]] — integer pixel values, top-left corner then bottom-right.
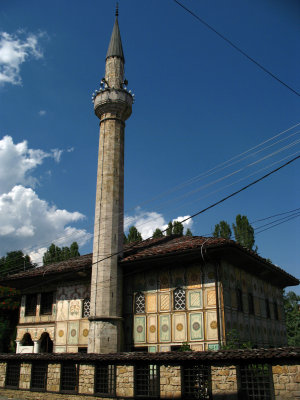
[[39, 332, 53, 353], [21, 333, 34, 346]]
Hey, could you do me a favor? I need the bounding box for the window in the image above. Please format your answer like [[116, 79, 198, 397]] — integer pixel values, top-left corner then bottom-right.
[[31, 362, 48, 391], [94, 364, 116, 396], [135, 292, 145, 314], [25, 294, 37, 316], [239, 364, 274, 400], [236, 288, 243, 312], [82, 298, 91, 318], [174, 287, 186, 310], [60, 363, 78, 393], [78, 347, 87, 353], [248, 293, 254, 315], [182, 364, 211, 399], [135, 364, 159, 398], [273, 302, 278, 320], [5, 362, 20, 388], [40, 292, 53, 315], [265, 299, 271, 319]]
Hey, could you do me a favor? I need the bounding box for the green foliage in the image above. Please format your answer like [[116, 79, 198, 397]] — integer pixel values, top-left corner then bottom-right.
[[152, 228, 164, 238], [178, 342, 192, 351], [166, 221, 173, 236], [283, 291, 300, 346], [213, 220, 232, 239], [43, 242, 80, 265], [173, 221, 184, 236], [166, 220, 184, 236], [126, 226, 143, 243], [222, 329, 252, 350], [0, 251, 34, 277], [185, 228, 193, 236], [232, 214, 256, 250]]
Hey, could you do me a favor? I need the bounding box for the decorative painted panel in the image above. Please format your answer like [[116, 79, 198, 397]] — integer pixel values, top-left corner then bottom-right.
[[187, 266, 202, 288], [55, 346, 66, 353], [147, 314, 157, 343], [56, 322, 67, 345], [69, 299, 81, 320], [205, 289, 216, 307], [173, 313, 187, 342], [191, 343, 203, 351], [68, 321, 79, 345], [56, 299, 68, 321], [148, 346, 157, 353], [159, 293, 171, 312], [146, 293, 157, 313], [188, 290, 202, 310], [159, 345, 171, 352], [79, 320, 89, 344], [159, 315, 171, 342], [134, 316, 146, 343], [207, 343, 219, 350], [206, 311, 218, 340], [189, 313, 204, 341]]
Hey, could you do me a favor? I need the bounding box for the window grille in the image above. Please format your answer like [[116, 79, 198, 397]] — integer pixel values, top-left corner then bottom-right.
[[174, 287, 186, 310], [94, 364, 116, 396], [31, 362, 48, 391], [60, 363, 78, 393], [40, 292, 53, 315], [248, 293, 254, 315], [273, 302, 278, 320], [135, 364, 159, 398], [182, 364, 211, 400], [5, 362, 20, 388], [135, 292, 145, 314], [236, 288, 243, 312], [265, 299, 271, 319], [82, 298, 91, 318], [25, 294, 37, 316], [239, 364, 274, 400]]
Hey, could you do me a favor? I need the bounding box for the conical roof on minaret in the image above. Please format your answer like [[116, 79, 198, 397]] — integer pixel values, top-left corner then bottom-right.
[[106, 9, 125, 62]]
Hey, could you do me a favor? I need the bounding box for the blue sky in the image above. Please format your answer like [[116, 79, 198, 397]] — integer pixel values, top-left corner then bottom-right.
[[0, 0, 299, 293]]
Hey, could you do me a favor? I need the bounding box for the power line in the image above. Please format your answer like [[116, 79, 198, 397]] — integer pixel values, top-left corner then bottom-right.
[[172, 0, 300, 97]]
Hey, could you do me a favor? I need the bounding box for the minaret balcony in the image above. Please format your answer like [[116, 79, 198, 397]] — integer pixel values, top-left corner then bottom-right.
[[94, 89, 132, 120]]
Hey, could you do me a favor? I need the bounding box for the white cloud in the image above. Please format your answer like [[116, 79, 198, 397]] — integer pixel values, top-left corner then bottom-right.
[[38, 110, 46, 116], [67, 147, 74, 153], [124, 209, 193, 239], [51, 148, 63, 163], [0, 185, 92, 264], [0, 135, 92, 265], [0, 31, 43, 85]]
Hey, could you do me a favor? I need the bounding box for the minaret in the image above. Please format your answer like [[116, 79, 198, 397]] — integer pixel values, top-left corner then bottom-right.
[[88, 7, 133, 353]]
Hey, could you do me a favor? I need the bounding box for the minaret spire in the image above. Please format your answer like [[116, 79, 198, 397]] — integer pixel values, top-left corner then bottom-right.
[[88, 10, 133, 354]]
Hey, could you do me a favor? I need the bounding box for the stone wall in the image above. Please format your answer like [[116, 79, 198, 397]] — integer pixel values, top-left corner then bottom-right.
[[160, 365, 181, 398], [116, 365, 134, 397], [46, 363, 61, 392], [0, 359, 299, 399], [272, 364, 300, 399], [211, 365, 238, 399], [78, 364, 94, 395], [19, 363, 32, 390]]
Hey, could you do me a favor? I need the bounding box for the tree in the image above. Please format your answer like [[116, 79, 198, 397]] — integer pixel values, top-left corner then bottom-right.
[[213, 220, 231, 239], [166, 220, 184, 236], [185, 228, 193, 237], [126, 226, 143, 243], [43, 242, 80, 265], [152, 228, 164, 238], [232, 214, 256, 250], [0, 251, 35, 277], [283, 291, 300, 346]]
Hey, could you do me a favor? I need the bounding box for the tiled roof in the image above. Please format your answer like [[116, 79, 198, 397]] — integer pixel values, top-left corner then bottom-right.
[[0, 236, 298, 286], [0, 347, 298, 363]]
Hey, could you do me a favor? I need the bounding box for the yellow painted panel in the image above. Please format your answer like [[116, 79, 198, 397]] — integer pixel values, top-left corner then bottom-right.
[[173, 313, 187, 342], [206, 311, 218, 340], [206, 289, 216, 307], [147, 314, 157, 343], [146, 293, 157, 313], [159, 293, 171, 312]]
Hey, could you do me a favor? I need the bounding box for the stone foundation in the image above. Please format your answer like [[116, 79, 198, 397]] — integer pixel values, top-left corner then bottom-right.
[[116, 365, 134, 397], [211, 365, 238, 399], [272, 364, 300, 399], [46, 363, 61, 392], [160, 365, 181, 398]]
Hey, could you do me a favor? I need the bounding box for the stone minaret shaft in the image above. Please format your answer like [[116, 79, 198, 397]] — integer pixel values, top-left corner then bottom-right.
[[88, 12, 132, 353]]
